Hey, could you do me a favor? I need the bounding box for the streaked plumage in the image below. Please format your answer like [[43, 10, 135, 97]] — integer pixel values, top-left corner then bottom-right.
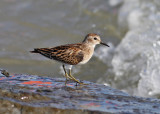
[[31, 44, 84, 65], [30, 33, 109, 85]]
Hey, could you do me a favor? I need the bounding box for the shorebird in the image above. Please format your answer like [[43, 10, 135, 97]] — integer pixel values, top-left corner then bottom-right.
[[30, 33, 109, 85]]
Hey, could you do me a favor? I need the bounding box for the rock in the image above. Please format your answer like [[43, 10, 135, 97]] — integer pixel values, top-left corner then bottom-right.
[[0, 72, 160, 114]]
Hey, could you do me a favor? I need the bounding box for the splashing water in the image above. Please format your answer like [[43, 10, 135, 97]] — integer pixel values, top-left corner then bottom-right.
[[96, 0, 160, 98]]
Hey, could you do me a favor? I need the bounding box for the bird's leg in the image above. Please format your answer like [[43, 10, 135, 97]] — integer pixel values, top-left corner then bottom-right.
[[63, 65, 84, 85], [62, 65, 72, 85], [68, 68, 82, 84], [62, 65, 68, 85], [69, 69, 88, 85]]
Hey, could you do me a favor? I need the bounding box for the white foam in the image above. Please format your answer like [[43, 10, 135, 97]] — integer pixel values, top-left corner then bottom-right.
[[94, 42, 115, 66], [108, 0, 123, 6], [98, 0, 160, 98], [114, 0, 160, 98]]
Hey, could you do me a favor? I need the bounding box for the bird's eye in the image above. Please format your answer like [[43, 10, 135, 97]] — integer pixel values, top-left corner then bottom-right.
[[94, 37, 97, 40]]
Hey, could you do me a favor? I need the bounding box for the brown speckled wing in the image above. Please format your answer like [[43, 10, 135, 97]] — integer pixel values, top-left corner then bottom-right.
[[32, 44, 84, 65]]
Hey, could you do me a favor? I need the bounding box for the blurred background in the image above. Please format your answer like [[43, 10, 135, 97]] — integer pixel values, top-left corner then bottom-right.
[[1, 0, 160, 98]]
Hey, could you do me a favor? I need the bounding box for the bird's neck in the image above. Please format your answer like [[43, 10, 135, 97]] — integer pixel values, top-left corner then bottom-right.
[[82, 42, 96, 49], [79, 42, 95, 65]]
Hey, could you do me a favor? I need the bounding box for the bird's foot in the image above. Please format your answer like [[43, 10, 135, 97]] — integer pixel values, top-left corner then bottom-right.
[[74, 80, 89, 86]]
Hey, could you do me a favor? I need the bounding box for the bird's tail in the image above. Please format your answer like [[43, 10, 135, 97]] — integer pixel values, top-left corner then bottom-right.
[[30, 49, 39, 53]]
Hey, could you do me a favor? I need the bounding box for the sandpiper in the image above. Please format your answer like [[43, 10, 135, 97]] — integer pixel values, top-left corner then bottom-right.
[[30, 33, 109, 85]]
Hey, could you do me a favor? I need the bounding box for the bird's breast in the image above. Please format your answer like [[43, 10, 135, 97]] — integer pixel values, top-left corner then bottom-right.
[[78, 47, 94, 64]]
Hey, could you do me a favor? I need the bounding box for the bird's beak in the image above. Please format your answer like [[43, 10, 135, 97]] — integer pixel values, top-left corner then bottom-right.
[[100, 42, 109, 47]]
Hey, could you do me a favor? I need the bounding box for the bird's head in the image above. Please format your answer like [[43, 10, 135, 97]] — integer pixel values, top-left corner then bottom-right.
[[83, 33, 109, 47]]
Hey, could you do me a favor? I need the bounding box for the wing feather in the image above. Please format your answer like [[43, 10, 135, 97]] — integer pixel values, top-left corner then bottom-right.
[[31, 44, 84, 65]]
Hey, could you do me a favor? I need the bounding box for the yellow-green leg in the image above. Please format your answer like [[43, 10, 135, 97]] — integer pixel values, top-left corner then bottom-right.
[[68, 69, 84, 84], [69, 69, 89, 85], [63, 65, 86, 85], [62, 65, 72, 85]]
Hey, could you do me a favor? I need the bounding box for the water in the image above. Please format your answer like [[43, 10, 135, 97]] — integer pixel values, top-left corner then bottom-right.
[[97, 0, 160, 98]]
